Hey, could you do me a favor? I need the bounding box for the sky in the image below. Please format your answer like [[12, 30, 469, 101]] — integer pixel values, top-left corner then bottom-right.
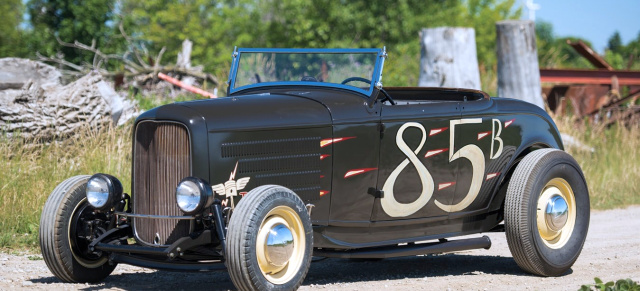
[[526, 0, 640, 54]]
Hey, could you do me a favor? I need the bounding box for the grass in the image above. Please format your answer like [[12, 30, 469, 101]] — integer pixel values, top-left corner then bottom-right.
[[0, 108, 638, 249], [557, 118, 640, 209], [132, 92, 209, 111], [0, 91, 207, 250], [0, 124, 133, 249]]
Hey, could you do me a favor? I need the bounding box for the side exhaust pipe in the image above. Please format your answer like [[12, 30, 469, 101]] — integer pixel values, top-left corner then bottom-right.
[[314, 235, 491, 259]]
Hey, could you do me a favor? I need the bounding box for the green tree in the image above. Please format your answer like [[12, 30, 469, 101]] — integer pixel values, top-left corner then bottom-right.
[[603, 30, 640, 70], [0, 0, 27, 57], [460, 0, 521, 69], [255, 0, 465, 86], [18, 0, 522, 90], [535, 20, 595, 69], [252, 0, 520, 88], [607, 31, 623, 53], [26, 0, 119, 64], [121, 0, 261, 78], [255, 0, 463, 49], [625, 32, 640, 70]]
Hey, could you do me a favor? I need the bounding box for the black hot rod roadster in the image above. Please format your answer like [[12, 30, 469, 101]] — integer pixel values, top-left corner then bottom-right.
[[40, 48, 589, 290]]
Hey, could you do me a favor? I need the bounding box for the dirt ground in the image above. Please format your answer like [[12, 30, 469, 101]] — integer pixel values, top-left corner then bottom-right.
[[1, 206, 638, 291]]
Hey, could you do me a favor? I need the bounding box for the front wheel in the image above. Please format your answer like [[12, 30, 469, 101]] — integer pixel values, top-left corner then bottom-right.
[[226, 185, 312, 290], [505, 149, 590, 276], [39, 175, 116, 283]]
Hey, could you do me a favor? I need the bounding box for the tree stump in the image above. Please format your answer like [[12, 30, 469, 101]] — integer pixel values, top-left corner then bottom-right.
[[176, 39, 193, 69], [418, 27, 481, 90], [496, 20, 544, 108]]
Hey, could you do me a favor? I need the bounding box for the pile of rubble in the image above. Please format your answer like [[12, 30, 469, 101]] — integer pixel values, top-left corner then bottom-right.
[[0, 58, 138, 139]]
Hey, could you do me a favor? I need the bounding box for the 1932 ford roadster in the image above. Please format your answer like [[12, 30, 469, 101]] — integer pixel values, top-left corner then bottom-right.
[[40, 48, 589, 290]]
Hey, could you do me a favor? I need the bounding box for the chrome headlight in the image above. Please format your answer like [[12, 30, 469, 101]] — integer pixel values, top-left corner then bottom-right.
[[86, 174, 123, 210], [176, 177, 213, 215]]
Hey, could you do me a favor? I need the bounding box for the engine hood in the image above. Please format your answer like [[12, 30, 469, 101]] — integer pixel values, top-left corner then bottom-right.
[[174, 93, 332, 132]]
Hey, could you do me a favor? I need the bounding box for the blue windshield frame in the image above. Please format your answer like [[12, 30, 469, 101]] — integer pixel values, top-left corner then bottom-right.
[[227, 48, 387, 97]]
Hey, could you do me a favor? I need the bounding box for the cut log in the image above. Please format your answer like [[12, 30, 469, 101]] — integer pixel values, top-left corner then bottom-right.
[[418, 27, 481, 90], [0, 65, 139, 139], [496, 20, 544, 108], [0, 58, 61, 90], [1, 72, 111, 139]]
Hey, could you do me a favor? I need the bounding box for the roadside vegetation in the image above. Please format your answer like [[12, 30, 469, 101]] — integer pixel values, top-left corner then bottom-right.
[[580, 277, 640, 291], [557, 118, 640, 209], [0, 124, 132, 249], [0, 94, 198, 250]]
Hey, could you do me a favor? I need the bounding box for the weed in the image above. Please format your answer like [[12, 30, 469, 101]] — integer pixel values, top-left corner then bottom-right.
[[556, 118, 640, 209], [131, 92, 208, 111], [580, 277, 640, 291], [0, 124, 132, 248]]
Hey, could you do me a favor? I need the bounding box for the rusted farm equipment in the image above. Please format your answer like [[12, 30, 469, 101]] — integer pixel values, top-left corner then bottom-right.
[[541, 40, 640, 125]]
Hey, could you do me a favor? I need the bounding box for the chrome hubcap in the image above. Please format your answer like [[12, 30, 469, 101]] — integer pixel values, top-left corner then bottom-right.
[[256, 206, 305, 284], [265, 223, 294, 267], [537, 178, 577, 249], [545, 195, 568, 231]]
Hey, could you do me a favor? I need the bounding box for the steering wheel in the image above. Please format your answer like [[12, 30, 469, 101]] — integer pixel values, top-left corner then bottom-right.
[[340, 77, 371, 85], [340, 77, 395, 105]]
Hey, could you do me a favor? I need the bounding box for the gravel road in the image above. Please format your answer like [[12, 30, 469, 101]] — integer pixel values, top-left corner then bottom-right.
[[1, 206, 638, 291]]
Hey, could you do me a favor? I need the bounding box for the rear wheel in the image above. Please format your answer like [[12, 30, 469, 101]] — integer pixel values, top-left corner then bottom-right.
[[39, 175, 116, 283], [505, 149, 590, 276], [226, 185, 312, 290]]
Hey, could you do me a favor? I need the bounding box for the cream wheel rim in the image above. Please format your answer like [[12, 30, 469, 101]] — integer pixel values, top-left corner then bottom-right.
[[256, 205, 305, 284], [536, 178, 577, 249]]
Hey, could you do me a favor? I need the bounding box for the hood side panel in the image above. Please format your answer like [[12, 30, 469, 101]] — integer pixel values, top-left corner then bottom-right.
[[208, 127, 333, 224], [180, 94, 332, 132]]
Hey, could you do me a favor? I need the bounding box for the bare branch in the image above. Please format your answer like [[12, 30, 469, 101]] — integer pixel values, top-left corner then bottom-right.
[[36, 52, 86, 72], [155, 47, 166, 70], [119, 22, 151, 69], [38, 24, 219, 89]]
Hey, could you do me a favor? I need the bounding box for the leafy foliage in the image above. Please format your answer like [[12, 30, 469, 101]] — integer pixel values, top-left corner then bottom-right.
[[0, 0, 523, 91], [118, 0, 519, 90], [3, 0, 640, 90], [120, 0, 262, 78], [536, 21, 640, 71], [26, 0, 122, 65], [0, 0, 27, 57], [536, 20, 594, 69], [580, 277, 640, 291], [607, 32, 623, 54], [604, 31, 640, 70]]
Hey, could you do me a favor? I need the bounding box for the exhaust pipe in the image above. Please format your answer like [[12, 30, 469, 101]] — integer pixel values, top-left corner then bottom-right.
[[314, 235, 491, 259]]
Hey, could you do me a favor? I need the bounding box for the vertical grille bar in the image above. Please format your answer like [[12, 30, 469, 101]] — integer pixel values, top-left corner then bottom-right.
[[133, 121, 191, 246]]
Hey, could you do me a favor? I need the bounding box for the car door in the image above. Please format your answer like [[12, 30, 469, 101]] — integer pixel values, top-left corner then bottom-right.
[[372, 100, 461, 221], [448, 97, 516, 217]]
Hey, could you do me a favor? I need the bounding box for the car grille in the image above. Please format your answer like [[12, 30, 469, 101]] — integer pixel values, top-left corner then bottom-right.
[[132, 121, 191, 246]]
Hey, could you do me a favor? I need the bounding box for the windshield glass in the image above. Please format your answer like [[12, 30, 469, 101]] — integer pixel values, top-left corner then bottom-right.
[[230, 49, 383, 96]]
